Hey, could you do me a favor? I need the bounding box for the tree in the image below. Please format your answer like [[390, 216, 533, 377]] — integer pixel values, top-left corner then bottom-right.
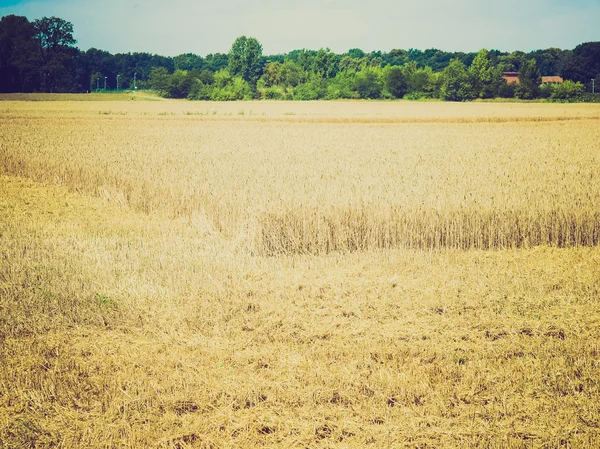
[[149, 66, 170, 95], [515, 58, 541, 99], [260, 61, 282, 87], [173, 53, 203, 71], [562, 42, 600, 89], [228, 36, 263, 85], [33, 16, 77, 92], [383, 66, 407, 98], [0, 15, 40, 92], [439, 59, 475, 101], [385, 49, 408, 67], [313, 48, 338, 78], [551, 80, 585, 101], [403, 62, 438, 97], [353, 68, 383, 99], [469, 49, 495, 98]]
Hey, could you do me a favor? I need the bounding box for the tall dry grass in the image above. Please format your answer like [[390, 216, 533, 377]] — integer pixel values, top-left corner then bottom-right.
[[1, 102, 599, 255]]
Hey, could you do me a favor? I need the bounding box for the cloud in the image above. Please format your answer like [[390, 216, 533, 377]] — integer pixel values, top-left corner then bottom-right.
[[1, 0, 598, 56]]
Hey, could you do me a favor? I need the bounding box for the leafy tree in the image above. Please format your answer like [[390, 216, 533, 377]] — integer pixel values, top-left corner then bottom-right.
[[384, 49, 408, 67], [165, 69, 195, 98], [313, 48, 338, 78], [173, 53, 203, 71], [551, 80, 585, 101], [34, 16, 77, 91], [347, 48, 366, 59], [279, 61, 303, 87], [260, 61, 282, 87], [325, 71, 356, 99], [469, 49, 496, 98], [149, 66, 170, 94], [0, 15, 39, 92], [90, 71, 103, 91], [497, 51, 525, 72], [383, 66, 406, 98], [562, 42, 600, 88], [188, 79, 213, 100], [203, 53, 228, 72], [339, 55, 365, 73], [228, 36, 263, 85], [529, 48, 566, 77], [294, 49, 316, 73], [403, 62, 438, 97], [353, 68, 383, 99], [292, 73, 326, 100], [439, 59, 475, 101], [515, 58, 541, 99]]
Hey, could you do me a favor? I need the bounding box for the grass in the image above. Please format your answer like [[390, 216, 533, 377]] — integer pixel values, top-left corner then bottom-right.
[[1, 99, 600, 447]]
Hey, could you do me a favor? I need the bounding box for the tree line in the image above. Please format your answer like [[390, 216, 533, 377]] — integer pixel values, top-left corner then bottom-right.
[[1, 14, 599, 101]]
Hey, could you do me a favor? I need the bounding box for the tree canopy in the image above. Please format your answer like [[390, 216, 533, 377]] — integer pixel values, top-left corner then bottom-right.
[[1, 14, 599, 102]]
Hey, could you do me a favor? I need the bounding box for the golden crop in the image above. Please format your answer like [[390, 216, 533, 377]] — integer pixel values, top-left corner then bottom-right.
[[1, 97, 600, 448]]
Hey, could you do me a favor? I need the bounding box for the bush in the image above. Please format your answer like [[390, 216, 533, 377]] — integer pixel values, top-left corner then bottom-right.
[[292, 76, 325, 100], [353, 68, 383, 99], [538, 83, 553, 99], [324, 73, 357, 100], [261, 86, 285, 100], [383, 66, 406, 98], [188, 80, 213, 100], [498, 82, 517, 98], [551, 80, 585, 101], [403, 91, 430, 101]]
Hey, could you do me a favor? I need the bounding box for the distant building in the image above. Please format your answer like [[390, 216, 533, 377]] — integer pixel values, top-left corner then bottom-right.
[[503, 72, 520, 84], [541, 76, 564, 84], [503, 72, 564, 85]]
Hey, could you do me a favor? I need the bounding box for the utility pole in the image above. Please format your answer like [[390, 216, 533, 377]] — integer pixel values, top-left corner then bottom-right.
[[134, 72, 137, 90], [592, 78, 595, 94], [104, 76, 107, 91], [117, 74, 120, 91]]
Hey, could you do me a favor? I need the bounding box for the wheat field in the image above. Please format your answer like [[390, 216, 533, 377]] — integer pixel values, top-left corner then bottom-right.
[[1, 97, 600, 448]]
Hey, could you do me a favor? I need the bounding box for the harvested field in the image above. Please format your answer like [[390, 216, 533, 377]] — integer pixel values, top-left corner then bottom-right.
[[1, 99, 600, 448]]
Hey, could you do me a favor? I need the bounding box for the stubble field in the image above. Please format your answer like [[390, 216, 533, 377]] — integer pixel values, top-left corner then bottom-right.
[[1, 97, 600, 448]]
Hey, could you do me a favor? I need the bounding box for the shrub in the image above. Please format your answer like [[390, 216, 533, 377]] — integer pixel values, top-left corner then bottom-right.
[[551, 80, 585, 101]]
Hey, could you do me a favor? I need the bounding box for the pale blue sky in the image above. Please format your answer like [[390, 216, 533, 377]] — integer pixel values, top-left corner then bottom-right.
[[1, 0, 598, 56]]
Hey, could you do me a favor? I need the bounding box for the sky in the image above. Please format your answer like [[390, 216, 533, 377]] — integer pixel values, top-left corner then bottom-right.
[[0, 0, 598, 56]]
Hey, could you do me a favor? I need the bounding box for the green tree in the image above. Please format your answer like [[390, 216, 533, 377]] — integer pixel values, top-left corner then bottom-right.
[[149, 66, 170, 95], [439, 59, 475, 101], [34, 16, 77, 92], [403, 62, 438, 98], [0, 15, 40, 92], [173, 53, 203, 71], [469, 49, 495, 98], [313, 48, 338, 78], [90, 71, 103, 91], [515, 58, 541, 99], [260, 61, 282, 87], [550, 80, 585, 101], [279, 60, 303, 87], [383, 66, 407, 98], [228, 36, 263, 85], [353, 67, 383, 99]]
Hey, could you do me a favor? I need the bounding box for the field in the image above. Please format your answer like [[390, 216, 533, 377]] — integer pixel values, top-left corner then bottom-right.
[[1, 97, 600, 448]]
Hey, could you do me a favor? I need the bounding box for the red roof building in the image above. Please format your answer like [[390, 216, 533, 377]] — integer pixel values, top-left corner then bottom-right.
[[503, 72, 564, 85], [503, 72, 520, 84], [541, 76, 564, 84]]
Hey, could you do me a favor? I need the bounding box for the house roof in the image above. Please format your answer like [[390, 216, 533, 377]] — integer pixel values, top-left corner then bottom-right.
[[542, 76, 564, 83]]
